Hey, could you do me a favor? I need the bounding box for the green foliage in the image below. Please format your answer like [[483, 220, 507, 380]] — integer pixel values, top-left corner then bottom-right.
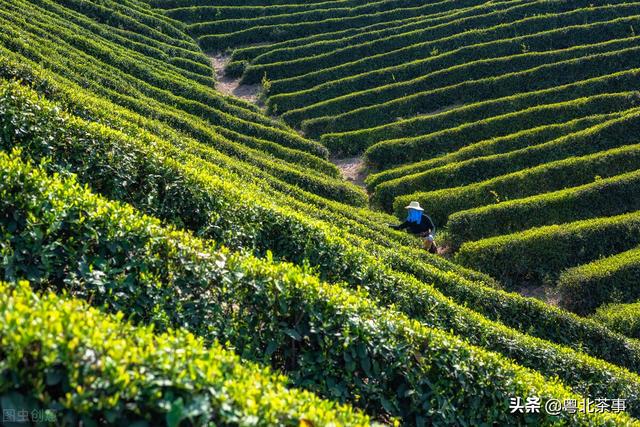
[[247, 0, 636, 89], [195, 0, 455, 51], [0, 43, 364, 206], [372, 110, 640, 211], [7, 78, 640, 401], [0, 0, 331, 160], [0, 281, 374, 426], [456, 212, 640, 290], [228, 15, 412, 66], [365, 113, 617, 191], [274, 18, 640, 124], [1, 151, 637, 425], [592, 301, 640, 339], [266, 13, 640, 111], [224, 59, 248, 78], [9, 0, 640, 423], [356, 72, 640, 160], [300, 41, 640, 137], [242, 0, 502, 85], [396, 142, 640, 226], [447, 169, 640, 248], [558, 248, 640, 315]]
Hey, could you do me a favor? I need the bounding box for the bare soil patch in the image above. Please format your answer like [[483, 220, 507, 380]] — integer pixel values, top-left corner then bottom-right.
[[209, 53, 261, 104], [331, 155, 368, 188]]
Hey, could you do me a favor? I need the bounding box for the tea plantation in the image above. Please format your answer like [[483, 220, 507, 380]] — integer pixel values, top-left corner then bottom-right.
[[2, 0, 640, 425]]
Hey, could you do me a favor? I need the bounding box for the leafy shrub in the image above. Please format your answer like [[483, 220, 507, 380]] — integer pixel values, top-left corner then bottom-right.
[[0, 0, 330, 160], [6, 79, 640, 385], [263, 2, 640, 98], [245, 0, 635, 87], [365, 113, 617, 191], [447, 169, 640, 248], [196, 0, 461, 51], [270, 18, 640, 119], [1, 151, 636, 425], [592, 302, 640, 339], [347, 73, 640, 159], [301, 42, 640, 137], [373, 110, 640, 210], [558, 247, 640, 315], [395, 142, 640, 226], [0, 281, 375, 426], [456, 212, 640, 289]]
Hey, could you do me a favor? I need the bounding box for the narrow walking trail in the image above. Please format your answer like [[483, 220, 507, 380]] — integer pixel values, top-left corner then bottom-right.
[[209, 53, 261, 104], [331, 155, 368, 188], [210, 54, 370, 191]]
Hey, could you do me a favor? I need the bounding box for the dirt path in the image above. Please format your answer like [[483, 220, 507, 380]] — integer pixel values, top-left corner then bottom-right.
[[208, 55, 371, 192], [331, 155, 368, 188], [209, 53, 261, 104]]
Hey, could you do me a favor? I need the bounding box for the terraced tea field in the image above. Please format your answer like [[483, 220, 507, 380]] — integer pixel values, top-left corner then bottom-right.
[[2, 0, 640, 425], [159, 0, 640, 309]]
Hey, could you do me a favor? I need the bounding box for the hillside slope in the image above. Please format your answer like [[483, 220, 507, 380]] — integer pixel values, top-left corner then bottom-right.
[[2, 0, 640, 425], [164, 0, 640, 314]]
